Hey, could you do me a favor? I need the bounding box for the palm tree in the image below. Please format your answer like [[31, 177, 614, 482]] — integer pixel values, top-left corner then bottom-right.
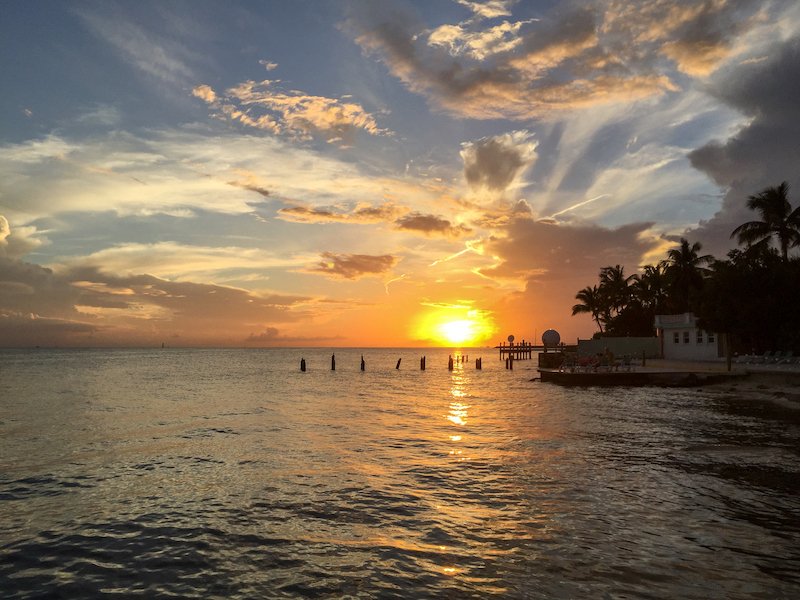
[[665, 238, 712, 313], [731, 181, 800, 262], [572, 285, 605, 333], [633, 261, 668, 312], [598, 264, 633, 317]]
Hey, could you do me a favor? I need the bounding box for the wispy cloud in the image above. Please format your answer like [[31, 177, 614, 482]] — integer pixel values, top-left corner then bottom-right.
[[75, 5, 197, 88], [0, 126, 426, 223], [456, 0, 515, 20], [548, 194, 610, 219], [58, 241, 303, 281]]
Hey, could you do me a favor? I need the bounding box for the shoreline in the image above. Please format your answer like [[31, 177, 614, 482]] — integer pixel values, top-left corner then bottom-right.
[[538, 358, 800, 400], [646, 359, 800, 404]]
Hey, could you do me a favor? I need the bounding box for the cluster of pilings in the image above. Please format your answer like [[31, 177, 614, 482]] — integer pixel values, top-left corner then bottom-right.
[[300, 354, 484, 372]]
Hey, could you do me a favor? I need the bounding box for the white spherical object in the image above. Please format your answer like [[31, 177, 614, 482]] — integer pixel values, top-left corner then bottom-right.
[[542, 329, 560, 347]]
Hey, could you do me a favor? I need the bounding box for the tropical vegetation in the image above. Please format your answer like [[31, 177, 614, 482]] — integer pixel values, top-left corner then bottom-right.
[[571, 182, 800, 353]]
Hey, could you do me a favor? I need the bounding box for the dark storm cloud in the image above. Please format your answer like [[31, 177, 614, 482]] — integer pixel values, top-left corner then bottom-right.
[[461, 132, 537, 192], [688, 35, 800, 255]]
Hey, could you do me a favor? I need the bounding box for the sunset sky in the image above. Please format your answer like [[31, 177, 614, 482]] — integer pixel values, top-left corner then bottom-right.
[[2, 0, 799, 347]]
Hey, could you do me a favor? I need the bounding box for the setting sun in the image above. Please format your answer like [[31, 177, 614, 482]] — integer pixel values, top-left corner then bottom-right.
[[439, 320, 477, 345], [413, 308, 497, 346]]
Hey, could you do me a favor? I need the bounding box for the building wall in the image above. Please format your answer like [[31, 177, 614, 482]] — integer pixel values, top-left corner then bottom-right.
[[659, 327, 721, 360], [654, 312, 722, 360], [577, 337, 661, 359]]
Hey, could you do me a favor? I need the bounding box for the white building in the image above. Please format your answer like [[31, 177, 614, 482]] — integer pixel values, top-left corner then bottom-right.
[[654, 313, 723, 361]]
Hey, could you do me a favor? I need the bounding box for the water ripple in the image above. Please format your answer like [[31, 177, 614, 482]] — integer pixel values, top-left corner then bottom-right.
[[2, 348, 800, 598]]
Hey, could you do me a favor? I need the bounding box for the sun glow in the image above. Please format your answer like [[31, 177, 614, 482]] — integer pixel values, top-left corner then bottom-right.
[[439, 319, 476, 344], [413, 308, 497, 346]]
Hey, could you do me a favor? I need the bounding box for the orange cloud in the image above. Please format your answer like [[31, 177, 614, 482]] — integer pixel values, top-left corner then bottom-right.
[[277, 202, 404, 224], [347, 1, 762, 120], [193, 78, 389, 143], [307, 252, 398, 280], [395, 213, 472, 238]]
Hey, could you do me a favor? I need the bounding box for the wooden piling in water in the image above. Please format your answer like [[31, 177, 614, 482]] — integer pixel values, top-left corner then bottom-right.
[[331, 353, 336, 371], [300, 358, 306, 372]]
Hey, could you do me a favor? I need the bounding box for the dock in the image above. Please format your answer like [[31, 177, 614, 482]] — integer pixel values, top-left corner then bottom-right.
[[496, 342, 538, 360]]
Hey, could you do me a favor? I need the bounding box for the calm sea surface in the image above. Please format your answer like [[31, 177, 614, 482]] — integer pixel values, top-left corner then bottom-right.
[[1, 348, 799, 598]]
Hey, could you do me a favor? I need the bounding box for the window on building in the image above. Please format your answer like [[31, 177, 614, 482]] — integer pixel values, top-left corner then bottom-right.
[[697, 331, 704, 344], [673, 332, 680, 344], [683, 331, 690, 344], [708, 332, 715, 343]]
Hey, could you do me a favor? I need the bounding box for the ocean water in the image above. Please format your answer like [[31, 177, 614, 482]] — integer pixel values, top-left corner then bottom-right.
[[1, 347, 799, 599]]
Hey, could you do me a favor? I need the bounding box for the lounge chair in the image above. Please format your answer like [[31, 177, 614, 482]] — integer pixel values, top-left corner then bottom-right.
[[622, 354, 634, 371], [754, 351, 773, 364]]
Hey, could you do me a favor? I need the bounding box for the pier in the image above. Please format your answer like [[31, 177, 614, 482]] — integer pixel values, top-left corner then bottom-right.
[[496, 341, 537, 360]]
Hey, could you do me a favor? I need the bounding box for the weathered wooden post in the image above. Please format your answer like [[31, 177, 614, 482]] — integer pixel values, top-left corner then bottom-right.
[[509, 354, 514, 370], [476, 357, 482, 370], [331, 353, 336, 371], [396, 358, 401, 370], [361, 355, 365, 371], [448, 355, 454, 371], [300, 358, 306, 372], [420, 356, 426, 370]]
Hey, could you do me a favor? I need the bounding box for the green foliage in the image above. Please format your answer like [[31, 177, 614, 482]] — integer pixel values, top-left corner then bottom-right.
[[571, 183, 800, 350], [696, 247, 800, 353]]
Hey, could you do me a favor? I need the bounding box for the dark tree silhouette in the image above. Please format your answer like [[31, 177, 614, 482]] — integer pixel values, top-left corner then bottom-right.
[[665, 238, 711, 313], [731, 181, 800, 262], [633, 261, 668, 312], [598, 265, 633, 317], [572, 285, 605, 333]]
